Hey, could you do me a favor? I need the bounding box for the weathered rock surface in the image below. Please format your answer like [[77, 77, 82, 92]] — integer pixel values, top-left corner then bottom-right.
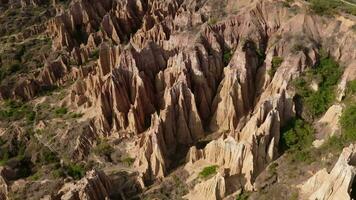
[[184, 172, 226, 200], [0, 0, 355, 199], [299, 144, 356, 200], [58, 170, 111, 200], [313, 104, 344, 148]]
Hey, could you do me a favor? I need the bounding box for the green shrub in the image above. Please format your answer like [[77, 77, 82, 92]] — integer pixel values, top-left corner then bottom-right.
[[346, 80, 356, 95], [69, 112, 83, 118], [281, 119, 314, 150], [321, 135, 346, 152], [64, 164, 85, 180], [309, 0, 340, 15], [0, 150, 9, 166], [199, 165, 218, 178], [280, 118, 315, 163], [236, 192, 249, 200], [41, 149, 59, 164], [94, 140, 114, 157], [208, 17, 218, 25], [26, 111, 36, 122], [294, 55, 342, 118], [90, 49, 99, 60], [29, 171, 41, 181], [268, 162, 278, 175], [54, 107, 68, 116], [52, 168, 65, 178], [268, 56, 284, 77], [8, 63, 21, 73], [223, 50, 233, 66], [0, 100, 34, 122], [340, 103, 356, 140]]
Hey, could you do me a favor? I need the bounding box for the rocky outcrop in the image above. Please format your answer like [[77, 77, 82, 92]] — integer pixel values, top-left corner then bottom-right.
[[0, 167, 12, 200], [58, 170, 111, 200], [299, 144, 356, 200], [184, 173, 226, 200], [38, 57, 70, 86], [134, 114, 168, 183], [186, 90, 293, 195], [313, 104, 344, 148]]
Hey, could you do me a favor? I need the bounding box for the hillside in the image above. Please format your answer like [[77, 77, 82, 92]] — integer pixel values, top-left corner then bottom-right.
[[0, 0, 355, 199]]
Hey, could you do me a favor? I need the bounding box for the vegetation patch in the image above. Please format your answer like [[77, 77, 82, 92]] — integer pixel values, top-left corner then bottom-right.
[[0, 100, 35, 123], [94, 139, 114, 158], [236, 192, 250, 200], [199, 165, 218, 178], [293, 53, 342, 118], [346, 80, 356, 96], [340, 103, 356, 140], [63, 163, 86, 180], [268, 162, 279, 175], [54, 107, 68, 117], [308, 0, 356, 16], [268, 56, 284, 77], [223, 49, 233, 66], [280, 118, 315, 163], [208, 17, 218, 25]]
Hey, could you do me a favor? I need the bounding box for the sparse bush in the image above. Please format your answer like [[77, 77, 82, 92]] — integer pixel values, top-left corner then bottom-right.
[[346, 80, 356, 95], [236, 192, 249, 200], [90, 49, 99, 60], [69, 112, 83, 118], [208, 17, 218, 25], [281, 119, 314, 150], [0, 150, 9, 166], [0, 100, 34, 122], [280, 118, 315, 163], [54, 107, 68, 116], [268, 56, 284, 77], [340, 103, 356, 140], [64, 164, 86, 180], [294, 55, 342, 118], [94, 140, 114, 157], [199, 165, 218, 178], [52, 168, 65, 179], [223, 50, 233, 66], [321, 135, 346, 152], [268, 162, 278, 175], [309, 0, 340, 15], [352, 25, 356, 32], [41, 149, 59, 164], [29, 171, 41, 181]]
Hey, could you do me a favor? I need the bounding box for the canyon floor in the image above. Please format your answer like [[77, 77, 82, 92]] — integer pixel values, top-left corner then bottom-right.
[[0, 0, 356, 199]]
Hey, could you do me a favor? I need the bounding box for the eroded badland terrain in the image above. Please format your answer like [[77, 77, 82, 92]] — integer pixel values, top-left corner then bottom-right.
[[0, 0, 356, 199]]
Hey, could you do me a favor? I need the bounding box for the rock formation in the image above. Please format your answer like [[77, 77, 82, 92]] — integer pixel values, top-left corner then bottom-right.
[[0, 0, 355, 199], [313, 104, 344, 148], [299, 144, 356, 200], [184, 172, 226, 200], [58, 170, 111, 200]]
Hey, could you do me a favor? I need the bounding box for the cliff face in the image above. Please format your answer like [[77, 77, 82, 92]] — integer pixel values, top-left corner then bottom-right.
[[0, 0, 355, 199], [299, 144, 356, 200]]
